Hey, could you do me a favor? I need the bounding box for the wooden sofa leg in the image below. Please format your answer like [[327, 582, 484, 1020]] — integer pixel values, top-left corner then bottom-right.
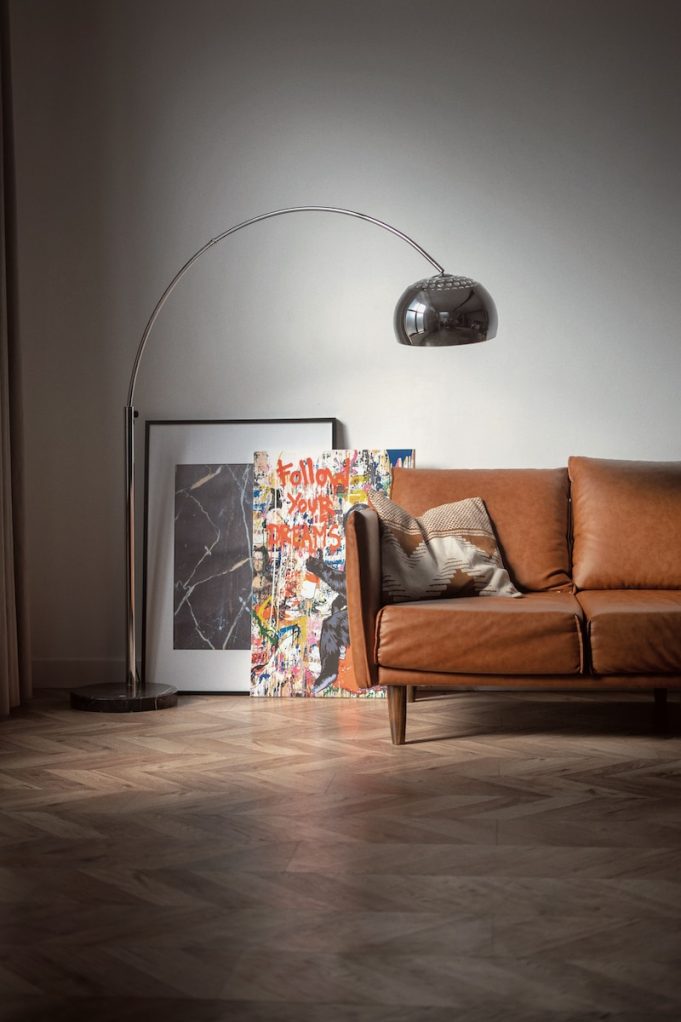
[[387, 686, 407, 745], [406, 685, 416, 704]]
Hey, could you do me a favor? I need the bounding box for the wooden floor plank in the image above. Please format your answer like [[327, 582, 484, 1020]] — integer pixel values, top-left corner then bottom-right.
[[1, 689, 680, 1020]]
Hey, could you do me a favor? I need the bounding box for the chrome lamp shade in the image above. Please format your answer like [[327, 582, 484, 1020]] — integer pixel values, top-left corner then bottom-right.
[[395, 274, 497, 347]]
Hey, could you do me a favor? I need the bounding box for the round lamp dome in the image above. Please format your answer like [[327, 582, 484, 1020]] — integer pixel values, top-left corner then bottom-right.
[[394, 273, 497, 346]]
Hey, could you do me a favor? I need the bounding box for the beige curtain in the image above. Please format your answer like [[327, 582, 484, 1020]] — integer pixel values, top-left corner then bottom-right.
[[1, 0, 31, 716]]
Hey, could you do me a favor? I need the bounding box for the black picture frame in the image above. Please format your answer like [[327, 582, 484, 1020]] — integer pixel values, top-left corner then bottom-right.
[[142, 417, 338, 692]]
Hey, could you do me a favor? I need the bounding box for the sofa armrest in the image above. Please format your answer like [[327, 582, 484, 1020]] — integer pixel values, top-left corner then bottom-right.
[[345, 506, 382, 688]]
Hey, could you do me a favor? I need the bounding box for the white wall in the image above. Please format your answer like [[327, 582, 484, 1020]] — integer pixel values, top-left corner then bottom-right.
[[9, 0, 681, 685]]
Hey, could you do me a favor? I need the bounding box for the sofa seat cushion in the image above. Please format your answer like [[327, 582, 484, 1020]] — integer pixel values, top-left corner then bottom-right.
[[577, 590, 681, 674], [376, 592, 584, 676]]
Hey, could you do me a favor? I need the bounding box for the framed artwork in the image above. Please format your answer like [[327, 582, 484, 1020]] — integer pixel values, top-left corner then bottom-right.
[[143, 418, 337, 692], [251, 448, 415, 698]]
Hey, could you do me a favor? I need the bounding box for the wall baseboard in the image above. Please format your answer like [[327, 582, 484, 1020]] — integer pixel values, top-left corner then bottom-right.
[[32, 659, 125, 689]]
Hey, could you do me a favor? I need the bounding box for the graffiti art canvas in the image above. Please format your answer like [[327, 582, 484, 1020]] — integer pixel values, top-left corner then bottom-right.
[[250, 449, 414, 697]]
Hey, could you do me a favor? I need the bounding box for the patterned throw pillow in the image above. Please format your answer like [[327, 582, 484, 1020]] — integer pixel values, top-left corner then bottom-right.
[[368, 489, 521, 603]]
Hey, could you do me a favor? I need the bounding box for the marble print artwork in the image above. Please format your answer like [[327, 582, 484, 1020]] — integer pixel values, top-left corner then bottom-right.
[[174, 463, 253, 650]]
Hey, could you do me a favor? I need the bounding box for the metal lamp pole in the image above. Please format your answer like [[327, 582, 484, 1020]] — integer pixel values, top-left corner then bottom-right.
[[70, 206, 496, 711]]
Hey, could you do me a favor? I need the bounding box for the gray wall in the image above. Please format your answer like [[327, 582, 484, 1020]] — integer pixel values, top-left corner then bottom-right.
[[9, 0, 681, 685]]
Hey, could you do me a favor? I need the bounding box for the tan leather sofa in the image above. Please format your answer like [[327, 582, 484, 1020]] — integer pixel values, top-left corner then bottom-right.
[[346, 456, 681, 744]]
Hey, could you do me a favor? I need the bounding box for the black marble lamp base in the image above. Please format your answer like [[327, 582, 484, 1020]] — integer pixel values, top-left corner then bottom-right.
[[70, 682, 178, 713]]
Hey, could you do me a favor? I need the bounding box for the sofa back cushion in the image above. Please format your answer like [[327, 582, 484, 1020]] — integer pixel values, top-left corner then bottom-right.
[[390, 467, 572, 592], [569, 456, 681, 589]]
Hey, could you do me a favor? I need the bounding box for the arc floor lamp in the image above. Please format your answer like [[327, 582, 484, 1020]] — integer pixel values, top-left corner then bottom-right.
[[70, 206, 498, 712]]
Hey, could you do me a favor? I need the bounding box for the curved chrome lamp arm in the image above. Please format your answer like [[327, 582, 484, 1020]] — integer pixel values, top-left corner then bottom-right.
[[126, 206, 444, 406], [111, 206, 497, 708]]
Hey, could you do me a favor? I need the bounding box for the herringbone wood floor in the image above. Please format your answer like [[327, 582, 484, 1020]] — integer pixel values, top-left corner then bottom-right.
[[1, 689, 681, 1022]]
